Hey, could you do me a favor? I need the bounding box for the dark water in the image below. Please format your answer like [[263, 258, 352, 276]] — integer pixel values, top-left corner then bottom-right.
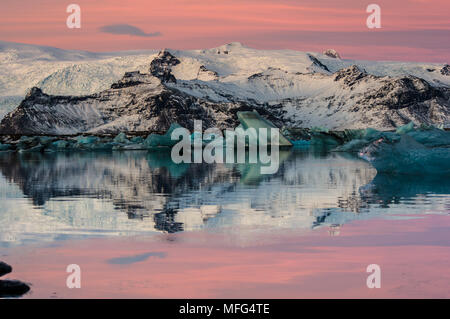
[[0, 149, 449, 298]]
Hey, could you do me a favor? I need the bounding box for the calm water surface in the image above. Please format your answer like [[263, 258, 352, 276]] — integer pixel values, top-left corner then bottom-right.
[[0, 149, 449, 298]]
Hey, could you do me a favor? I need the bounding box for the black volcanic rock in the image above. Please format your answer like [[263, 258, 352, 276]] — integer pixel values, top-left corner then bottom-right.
[[111, 71, 144, 89], [334, 65, 368, 86], [0, 280, 30, 298], [149, 49, 180, 83], [323, 49, 341, 59], [0, 261, 12, 277], [364, 76, 442, 109], [0, 261, 30, 298]]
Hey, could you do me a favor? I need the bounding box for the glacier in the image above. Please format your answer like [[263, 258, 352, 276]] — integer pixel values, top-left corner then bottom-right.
[[0, 41, 449, 131]]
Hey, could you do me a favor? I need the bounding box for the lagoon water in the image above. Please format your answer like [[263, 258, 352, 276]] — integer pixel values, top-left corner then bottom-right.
[[0, 149, 449, 298]]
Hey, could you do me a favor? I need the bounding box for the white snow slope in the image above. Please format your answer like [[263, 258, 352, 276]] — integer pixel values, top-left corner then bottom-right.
[[1, 41, 449, 128]]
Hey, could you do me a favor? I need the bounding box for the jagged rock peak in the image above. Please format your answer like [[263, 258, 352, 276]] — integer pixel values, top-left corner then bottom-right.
[[334, 65, 368, 86], [441, 64, 450, 76], [111, 71, 161, 89], [149, 49, 180, 83], [25, 87, 44, 98], [323, 49, 341, 59], [197, 65, 219, 81], [307, 54, 330, 73], [156, 49, 179, 63]]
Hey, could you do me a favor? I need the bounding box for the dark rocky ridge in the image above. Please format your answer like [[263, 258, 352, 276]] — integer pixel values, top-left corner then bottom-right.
[[307, 54, 331, 72], [323, 49, 341, 59], [334, 65, 369, 86], [149, 49, 180, 83], [0, 72, 283, 135]]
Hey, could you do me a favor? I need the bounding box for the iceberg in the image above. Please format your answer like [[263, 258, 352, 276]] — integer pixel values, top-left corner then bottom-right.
[[50, 140, 71, 150], [237, 111, 292, 147], [359, 135, 450, 174], [74, 136, 101, 150], [0, 143, 11, 151], [405, 127, 450, 148], [144, 123, 182, 148], [326, 123, 450, 174], [113, 132, 130, 144], [310, 132, 341, 146], [395, 121, 415, 134], [18, 143, 44, 153], [130, 136, 144, 144], [75, 135, 99, 145], [333, 129, 397, 152], [290, 140, 311, 148], [17, 136, 39, 150]]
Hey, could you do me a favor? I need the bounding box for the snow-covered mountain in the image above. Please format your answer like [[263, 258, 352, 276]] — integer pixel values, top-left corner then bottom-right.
[[0, 41, 449, 133], [0, 41, 156, 119]]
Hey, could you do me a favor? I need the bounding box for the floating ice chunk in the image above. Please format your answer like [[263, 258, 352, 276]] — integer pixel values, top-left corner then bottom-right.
[[17, 136, 39, 150], [359, 135, 450, 174], [291, 140, 311, 148], [144, 123, 182, 148], [130, 136, 144, 144], [333, 129, 399, 152], [38, 136, 55, 146], [334, 138, 369, 152], [396, 121, 415, 134], [50, 140, 70, 150], [0, 143, 12, 151], [74, 136, 103, 150], [113, 132, 130, 144], [18, 143, 44, 153], [310, 132, 341, 146], [406, 127, 450, 148], [76, 136, 99, 145], [237, 111, 292, 147]]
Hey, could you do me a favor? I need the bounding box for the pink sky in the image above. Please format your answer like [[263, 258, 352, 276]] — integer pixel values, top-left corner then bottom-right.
[[1, 0, 449, 62]]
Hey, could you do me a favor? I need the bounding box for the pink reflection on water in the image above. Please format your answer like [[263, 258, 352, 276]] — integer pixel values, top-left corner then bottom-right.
[[4, 215, 450, 298]]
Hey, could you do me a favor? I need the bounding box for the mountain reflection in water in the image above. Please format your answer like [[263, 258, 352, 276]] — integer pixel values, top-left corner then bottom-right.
[[0, 149, 449, 246]]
